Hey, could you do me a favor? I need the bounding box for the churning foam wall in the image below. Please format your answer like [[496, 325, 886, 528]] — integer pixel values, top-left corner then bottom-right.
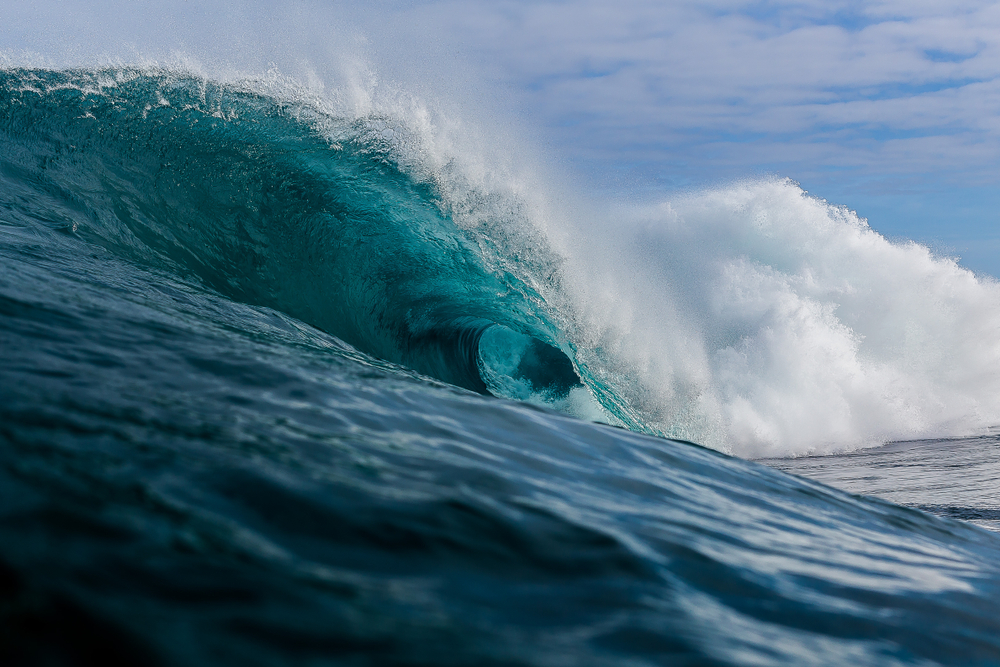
[[559, 178, 1000, 457]]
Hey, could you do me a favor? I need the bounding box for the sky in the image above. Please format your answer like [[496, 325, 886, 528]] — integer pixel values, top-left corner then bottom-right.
[[3, 0, 1000, 275]]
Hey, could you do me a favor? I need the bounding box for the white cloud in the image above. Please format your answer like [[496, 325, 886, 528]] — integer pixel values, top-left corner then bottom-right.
[[353, 0, 1000, 188]]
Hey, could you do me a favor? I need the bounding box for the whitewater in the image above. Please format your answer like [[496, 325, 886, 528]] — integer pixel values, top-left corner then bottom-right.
[[2, 62, 1000, 666]]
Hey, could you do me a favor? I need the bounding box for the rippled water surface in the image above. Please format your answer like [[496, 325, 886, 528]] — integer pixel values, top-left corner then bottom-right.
[[762, 437, 1000, 533]]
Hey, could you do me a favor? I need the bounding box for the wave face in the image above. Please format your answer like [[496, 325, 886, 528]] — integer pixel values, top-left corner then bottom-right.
[[3, 65, 1000, 666], [0, 68, 587, 410]]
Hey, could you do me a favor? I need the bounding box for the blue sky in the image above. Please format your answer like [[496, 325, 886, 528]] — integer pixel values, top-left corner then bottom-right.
[[4, 0, 1000, 274]]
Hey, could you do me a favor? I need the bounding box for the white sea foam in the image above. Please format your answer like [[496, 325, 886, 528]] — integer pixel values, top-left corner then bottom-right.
[[555, 179, 1000, 456]]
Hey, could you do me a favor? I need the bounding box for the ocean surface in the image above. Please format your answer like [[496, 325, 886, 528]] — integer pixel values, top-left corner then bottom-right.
[[3, 66, 1000, 666], [763, 436, 1000, 534]]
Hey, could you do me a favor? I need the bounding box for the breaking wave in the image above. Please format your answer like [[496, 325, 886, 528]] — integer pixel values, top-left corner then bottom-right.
[[5, 66, 1000, 456]]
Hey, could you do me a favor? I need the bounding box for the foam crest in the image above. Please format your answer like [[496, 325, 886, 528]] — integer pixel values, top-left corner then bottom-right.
[[560, 178, 1000, 456]]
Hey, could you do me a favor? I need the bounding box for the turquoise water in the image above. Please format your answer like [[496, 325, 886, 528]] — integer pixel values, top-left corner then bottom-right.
[[3, 68, 1000, 666]]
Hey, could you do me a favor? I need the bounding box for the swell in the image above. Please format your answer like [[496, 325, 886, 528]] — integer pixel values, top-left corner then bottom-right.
[[0, 67, 585, 406]]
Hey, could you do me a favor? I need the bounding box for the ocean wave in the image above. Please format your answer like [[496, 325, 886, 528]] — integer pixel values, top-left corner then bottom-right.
[[0, 67, 594, 412], [5, 66, 1000, 456]]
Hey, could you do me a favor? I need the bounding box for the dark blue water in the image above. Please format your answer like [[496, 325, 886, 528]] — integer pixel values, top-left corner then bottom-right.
[[3, 68, 1000, 666]]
